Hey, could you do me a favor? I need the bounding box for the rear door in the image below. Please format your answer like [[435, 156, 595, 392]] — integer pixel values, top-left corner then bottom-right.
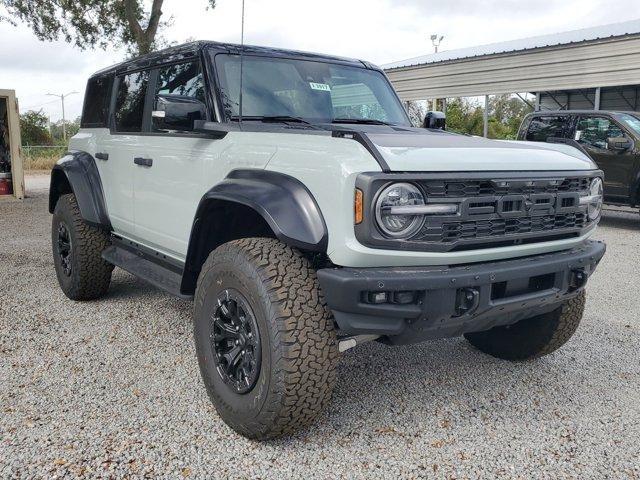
[[574, 115, 633, 199], [98, 71, 151, 236]]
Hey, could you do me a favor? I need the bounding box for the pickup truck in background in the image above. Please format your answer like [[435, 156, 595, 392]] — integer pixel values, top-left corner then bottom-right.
[[518, 110, 640, 212]]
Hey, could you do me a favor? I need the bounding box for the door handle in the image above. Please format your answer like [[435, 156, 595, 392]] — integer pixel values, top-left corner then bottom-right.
[[134, 157, 153, 167], [95, 152, 109, 161]]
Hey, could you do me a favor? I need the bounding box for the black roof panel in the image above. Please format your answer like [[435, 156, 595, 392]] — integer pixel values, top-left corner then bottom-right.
[[91, 41, 368, 77]]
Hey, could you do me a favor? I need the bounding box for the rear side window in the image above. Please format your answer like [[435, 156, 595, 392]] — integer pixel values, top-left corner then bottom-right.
[[152, 61, 206, 133], [525, 116, 570, 141], [114, 71, 149, 132], [81, 76, 112, 128]]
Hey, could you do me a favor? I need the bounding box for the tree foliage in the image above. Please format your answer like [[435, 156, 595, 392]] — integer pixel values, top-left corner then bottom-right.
[[50, 117, 81, 142], [19, 111, 81, 145], [19, 110, 52, 145], [0, 0, 216, 55], [445, 94, 532, 139]]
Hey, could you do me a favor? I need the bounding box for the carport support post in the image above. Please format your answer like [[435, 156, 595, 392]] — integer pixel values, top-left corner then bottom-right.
[[483, 95, 489, 138], [594, 87, 601, 111]]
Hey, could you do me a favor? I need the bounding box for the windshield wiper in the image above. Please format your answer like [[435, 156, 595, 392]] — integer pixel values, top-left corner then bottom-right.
[[232, 115, 323, 130], [331, 118, 395, 126], [260, 115, 315, 125]]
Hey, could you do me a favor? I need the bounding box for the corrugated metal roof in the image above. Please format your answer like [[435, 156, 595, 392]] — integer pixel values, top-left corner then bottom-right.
[[384, 19, 640, 70]]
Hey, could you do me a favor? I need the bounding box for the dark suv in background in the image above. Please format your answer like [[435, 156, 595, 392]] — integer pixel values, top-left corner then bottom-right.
[[518, 110, 640, 211]]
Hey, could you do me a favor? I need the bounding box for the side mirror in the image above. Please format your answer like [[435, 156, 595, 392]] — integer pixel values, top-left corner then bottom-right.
[[606, 136, 632, 151], [423, 111, 446, 130], [152, 94, 206, 132]]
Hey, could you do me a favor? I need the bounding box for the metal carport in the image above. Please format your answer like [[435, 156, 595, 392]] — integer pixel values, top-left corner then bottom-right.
[[383, 20, 640, 135]]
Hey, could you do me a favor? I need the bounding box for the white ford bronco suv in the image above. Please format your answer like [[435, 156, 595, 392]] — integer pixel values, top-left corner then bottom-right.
[[50, 42, 606, 439]]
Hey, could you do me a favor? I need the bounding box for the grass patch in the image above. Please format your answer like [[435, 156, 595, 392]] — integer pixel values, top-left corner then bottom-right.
[[21, 147, 66, 171]]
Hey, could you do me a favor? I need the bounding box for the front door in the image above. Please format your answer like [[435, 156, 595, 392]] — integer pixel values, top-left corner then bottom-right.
[[575, 115, 634, 200], [132, 60, 214, 260]]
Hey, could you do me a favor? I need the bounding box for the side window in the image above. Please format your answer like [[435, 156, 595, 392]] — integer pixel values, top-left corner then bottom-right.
[[114, 71, 149, 133], [152, 62, 206, 133], [81, 75, 113, 128], [576, 116, 625, 149], [525, 116, 569, 141]]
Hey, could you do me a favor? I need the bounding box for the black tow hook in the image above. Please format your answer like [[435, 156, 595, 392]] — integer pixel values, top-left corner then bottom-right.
[[569, 269, 588, 291], [455, 287, 480, 317]]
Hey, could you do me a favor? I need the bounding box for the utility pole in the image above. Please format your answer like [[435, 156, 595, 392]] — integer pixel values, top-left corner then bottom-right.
[[46, 91, 78, 142], [430, 34, 444, 53]]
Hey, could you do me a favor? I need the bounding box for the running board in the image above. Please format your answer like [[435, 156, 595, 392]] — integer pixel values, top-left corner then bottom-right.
[[102, 245, 192, 300]]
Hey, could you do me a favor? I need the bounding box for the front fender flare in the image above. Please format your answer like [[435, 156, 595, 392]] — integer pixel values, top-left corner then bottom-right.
[[182, 169, 328, 293]]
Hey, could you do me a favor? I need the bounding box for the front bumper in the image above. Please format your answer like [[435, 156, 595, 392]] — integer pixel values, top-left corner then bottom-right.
[[317, 240, 606, 345]]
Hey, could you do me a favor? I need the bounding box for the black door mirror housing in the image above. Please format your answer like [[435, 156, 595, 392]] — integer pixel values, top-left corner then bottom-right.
[[606, 136, 632, 151], [423, 111, 446, 130]]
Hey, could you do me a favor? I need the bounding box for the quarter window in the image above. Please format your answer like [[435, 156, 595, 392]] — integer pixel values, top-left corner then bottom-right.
[[114, 71, 149, 132], [525, 116, 570, 141], [81, 75, 112, 128], [152, 62, 206, 133], [575, 117, 625, 150]]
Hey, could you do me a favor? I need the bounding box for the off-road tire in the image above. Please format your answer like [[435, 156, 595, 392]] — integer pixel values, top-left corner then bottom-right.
[[52, 193, 113, 300], [464, 291, 586, 360], [194, 238, 339, 439]]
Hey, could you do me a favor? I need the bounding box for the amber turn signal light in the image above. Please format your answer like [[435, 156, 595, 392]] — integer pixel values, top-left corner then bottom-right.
[[354, 189, 363, 224]]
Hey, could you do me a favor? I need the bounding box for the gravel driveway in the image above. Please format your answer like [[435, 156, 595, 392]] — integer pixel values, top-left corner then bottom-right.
[[1, 174, 639, 479]]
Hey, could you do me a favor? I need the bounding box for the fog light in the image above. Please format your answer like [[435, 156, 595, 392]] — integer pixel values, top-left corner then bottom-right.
[[393, 291, 416, 304], [368, 291, 388, 304]]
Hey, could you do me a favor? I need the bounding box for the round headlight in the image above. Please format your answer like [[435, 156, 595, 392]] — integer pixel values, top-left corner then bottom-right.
[[375, 183, 425, 238], [588, 177, 603, 221]]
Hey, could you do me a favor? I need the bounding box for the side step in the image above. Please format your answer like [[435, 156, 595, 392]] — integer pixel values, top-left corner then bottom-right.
[[102, 245, 193, 300]]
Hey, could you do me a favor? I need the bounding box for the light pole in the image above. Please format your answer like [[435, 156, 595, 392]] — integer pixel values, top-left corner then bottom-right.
[[428, 35, 445, 111], [430, 34, 444, 53], [46, 91, 78, 142]]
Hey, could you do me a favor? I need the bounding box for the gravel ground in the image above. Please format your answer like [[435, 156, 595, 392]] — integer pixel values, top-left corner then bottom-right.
[[1, 173, 639, 479]]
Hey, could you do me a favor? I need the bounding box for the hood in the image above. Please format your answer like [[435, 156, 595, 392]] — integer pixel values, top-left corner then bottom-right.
[[361, 129, 596, 172]]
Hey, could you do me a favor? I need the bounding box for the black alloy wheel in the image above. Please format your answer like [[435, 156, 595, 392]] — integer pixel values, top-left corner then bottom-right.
[[211, 288, 262, 394], [57, 222, 73, 277]]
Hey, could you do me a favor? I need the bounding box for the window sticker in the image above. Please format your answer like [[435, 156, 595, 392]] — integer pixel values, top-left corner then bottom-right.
[[309, 82, 331, 92], [575, 131, 582, 141]]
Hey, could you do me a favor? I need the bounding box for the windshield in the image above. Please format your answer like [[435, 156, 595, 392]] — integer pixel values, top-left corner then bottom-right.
[[618, 113, 640, 137], [213, 53, 410, 126]]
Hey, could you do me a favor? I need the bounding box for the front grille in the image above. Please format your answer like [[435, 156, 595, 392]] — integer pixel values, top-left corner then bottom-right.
[[410, 177, 591, 250]]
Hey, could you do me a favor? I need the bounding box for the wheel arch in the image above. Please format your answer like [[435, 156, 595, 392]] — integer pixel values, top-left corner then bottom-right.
[[49, 151, 111, 229], [181, 169, 328, 294]]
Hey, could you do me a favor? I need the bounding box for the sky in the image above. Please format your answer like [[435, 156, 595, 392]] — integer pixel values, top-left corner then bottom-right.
[[1, 0, 638, 122]]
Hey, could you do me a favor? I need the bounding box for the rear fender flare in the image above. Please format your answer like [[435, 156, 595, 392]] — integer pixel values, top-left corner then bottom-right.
[[49, 151, 111, 229]]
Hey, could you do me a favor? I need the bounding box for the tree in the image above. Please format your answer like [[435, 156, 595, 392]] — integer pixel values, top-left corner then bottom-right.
[[50, 117, 80, 144], [445, 95, 532, 139], [404, 100, 426, 127], [0, 0, 216, 56], [19, 110, 52, 146]]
